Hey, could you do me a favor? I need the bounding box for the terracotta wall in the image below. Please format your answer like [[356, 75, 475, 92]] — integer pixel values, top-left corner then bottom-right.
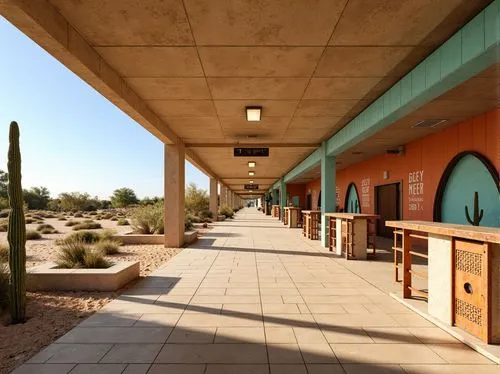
[[286, 184, 306, 208], [305, 179, 321, 210], [303, 109, 499, 220]]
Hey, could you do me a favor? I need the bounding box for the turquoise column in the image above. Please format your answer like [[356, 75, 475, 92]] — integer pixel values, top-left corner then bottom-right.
[[272, 189, 279, 205], [280, 177, 287, 221], [321, 141, 336, 247]]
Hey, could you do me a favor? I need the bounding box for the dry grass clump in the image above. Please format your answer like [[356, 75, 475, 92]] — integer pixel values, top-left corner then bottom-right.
[[0, 220, 7, 232], [0, 210, 9, 218], [0, 242, 8, 262], [36, 223, 58, 234], [131, 203, 163, 234], [58, 216, 67, 221], [117, 218, 129, 226], [72, 221, 102, 231], [25, 217, 36, 224], [65, 220, 81, 227], [56, 230, 101, 245], [93, 239, 121, 255], [57, 230, 121, 256], [26, 230, 42, 240], [56, 240, 111, 269]]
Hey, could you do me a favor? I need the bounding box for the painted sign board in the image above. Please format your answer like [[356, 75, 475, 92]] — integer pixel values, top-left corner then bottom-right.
[[234, 148, 269, 157], [244, 184, 259, 190]]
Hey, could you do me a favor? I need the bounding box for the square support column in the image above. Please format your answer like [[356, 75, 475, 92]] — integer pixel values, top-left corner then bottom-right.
[[220, 185, 227, 207], [280, 178, 287, 221], [164, 143, 185, 248], [209, 178, 218, 219], [321, 142, 335, 248]]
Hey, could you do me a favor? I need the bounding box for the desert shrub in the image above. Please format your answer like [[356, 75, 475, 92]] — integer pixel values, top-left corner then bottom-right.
[[219, 205, 234, 219], [0, 262, 8, 310], [43, 213, 56, 219], [40, 228, 58, 234], [88, 211, 97, 216], [185, 215, 194, 231], [74, 212, 83, 218], [199, 210, 213, 219], [31, 215, 43, 220], [58, 216, 67, 221], [101, 213, 113, 219], [36, 223, 54, 232], [185, 213, 201, 224], [72, 221, 102, 231], [110, 217, 118, 221], [0, 242, 8, 262], [56, 240, 110, 269], [185, 183, 209, 216], [0, 210, 9, 218], [94, 239, 121, 255], [131, 202, 163, 234], [65, 220, 80, 227], [36, 220, 44, 224], [117, 218, 129, 226], [25, 217, 36, 224], [56, 230, 108, 245], [26, 230, 42, 240], [0, 220, 8, 232]]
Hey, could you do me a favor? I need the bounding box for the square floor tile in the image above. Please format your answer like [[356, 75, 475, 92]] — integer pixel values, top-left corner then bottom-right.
[[100, 344, 162, 363], [267, 344, 304, 364], [167, 327, 216, 343]]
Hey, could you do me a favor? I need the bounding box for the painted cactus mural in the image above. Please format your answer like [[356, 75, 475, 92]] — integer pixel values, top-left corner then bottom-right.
[[7, 121, 27, 323], [465, 191, 483, 226]]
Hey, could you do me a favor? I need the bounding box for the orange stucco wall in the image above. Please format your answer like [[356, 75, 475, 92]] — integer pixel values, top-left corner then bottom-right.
[[303, 109, 499, 220], [286, 184, 306, 208]]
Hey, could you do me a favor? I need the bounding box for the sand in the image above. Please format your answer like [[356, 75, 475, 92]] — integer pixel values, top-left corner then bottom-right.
[[0, 216, 210, 373]]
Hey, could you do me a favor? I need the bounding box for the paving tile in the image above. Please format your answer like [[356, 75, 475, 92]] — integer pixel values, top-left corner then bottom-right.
[[205, 364, 269, 374], [214, 327, 266, 343], [122, 364, 151, 374], [293, 327, 327, 344], [265, 327, 297, 343], [330, 343, 446, 364], [342, 364, 405, 373], [100, 344, 162, 363], [155, 344, 268, 363], [145, 364, 207, 374], [299, 343, 338, 363], [57, 327, 171, 344], [364, 327, 421, 344], [167, 327, 217, 343], [133, 313, 181, 327], [401, 364, 500, 373], [306, 364, 345, 374], [425, 343, 496, 364], [70, 364, 127, 374], [79, 313, 141, 327], [11, 364, 75, 374], [407, 327, 460, 344], [270, 364, 307, 374], [267, 344, 304, 363]]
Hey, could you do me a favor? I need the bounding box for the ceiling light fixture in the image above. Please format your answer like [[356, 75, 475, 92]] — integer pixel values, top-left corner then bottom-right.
[[246, 106, 262, 122], [249, 180, 254, 184], [249, 171, 255, 176], [248, 161, 256, 168]]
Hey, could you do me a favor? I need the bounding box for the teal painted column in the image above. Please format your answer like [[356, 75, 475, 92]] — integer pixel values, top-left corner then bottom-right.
[[272, 189, 279, 205], [280, 177, 287, 221], [321, 142, 336, 248]]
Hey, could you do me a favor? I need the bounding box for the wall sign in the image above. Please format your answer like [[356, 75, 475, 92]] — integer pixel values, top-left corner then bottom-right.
[[244, 184, 259, 190], [234, 148, 269, 157], [361, 178, 370, 208], [408, 170, 424, 211]]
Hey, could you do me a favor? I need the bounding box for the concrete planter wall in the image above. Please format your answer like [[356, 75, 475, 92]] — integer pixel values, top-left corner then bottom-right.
[[27, 261, 140, 291], [112, 231, 198, 246]]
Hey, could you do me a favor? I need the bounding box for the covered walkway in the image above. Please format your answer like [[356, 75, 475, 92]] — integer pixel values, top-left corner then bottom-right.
[[16, 208, 497, 374]]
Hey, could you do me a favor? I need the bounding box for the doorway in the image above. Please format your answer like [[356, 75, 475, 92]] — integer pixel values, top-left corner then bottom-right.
[[306, 194, 312, 210], [375, 182, 401, 237]]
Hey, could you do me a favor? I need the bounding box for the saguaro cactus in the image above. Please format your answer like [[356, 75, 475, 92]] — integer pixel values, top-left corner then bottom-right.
[[465, 191, 483, 226], [7, 121, 26, 323]]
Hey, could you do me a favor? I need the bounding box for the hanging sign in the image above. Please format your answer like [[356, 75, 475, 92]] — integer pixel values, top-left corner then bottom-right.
[[244, 184, 259, 190], [234, 148, 269, 157]]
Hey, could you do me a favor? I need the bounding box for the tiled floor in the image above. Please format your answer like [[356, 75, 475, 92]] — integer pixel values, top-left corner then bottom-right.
[[14, 208, 498, 373]]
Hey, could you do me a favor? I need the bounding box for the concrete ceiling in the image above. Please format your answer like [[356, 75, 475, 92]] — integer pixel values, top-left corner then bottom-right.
[[1, 0, 491, 195]]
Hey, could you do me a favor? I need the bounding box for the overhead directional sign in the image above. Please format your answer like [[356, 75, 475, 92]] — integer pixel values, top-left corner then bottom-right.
[[234, 147, 269, 157], [244, 184, 259, 190]]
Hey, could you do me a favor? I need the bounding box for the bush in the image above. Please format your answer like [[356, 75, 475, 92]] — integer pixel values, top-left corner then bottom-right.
[[58, 216, 67, 221], [26, 230, 42, 240], [185, 183, 209, 216], [0, 262, 8, 311], [0, 210, 9, 218], [72, 222, 102, 231], [131, 202, 163, 234], [102, 213, 114, 220], [219, 205, 234, 219], [185, 215, 194, 231], [56, 240, 110, 269], [36, 223, 54, 232], [40, 228, 58, 234], [65, 220, 80, 227], [25, 218, 36, 224], [117, 218, 129, 226], [0, 242, 8, 262], [94, 239, 121, 255], [0, 220, 8, 232], [74, 212, 83, 218]]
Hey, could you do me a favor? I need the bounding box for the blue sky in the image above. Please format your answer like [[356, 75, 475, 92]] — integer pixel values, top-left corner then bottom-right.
[[0, 17, 208, 199]]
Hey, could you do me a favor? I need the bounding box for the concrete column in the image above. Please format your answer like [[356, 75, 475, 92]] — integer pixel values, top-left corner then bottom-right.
[[209, 178, 218, 219], [321, 141, 335, 248], [164, 143, 185, 248], [280, 178, 287, 221], [221, 185, 228, 207]]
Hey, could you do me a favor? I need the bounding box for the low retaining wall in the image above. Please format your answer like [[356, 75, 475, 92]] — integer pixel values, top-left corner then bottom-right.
[[27, 261, 140, 291], [112, 231, 198, 246]]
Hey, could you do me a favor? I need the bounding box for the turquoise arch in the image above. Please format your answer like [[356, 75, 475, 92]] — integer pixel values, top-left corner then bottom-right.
[[345, 183, 361, 213], [437, 153, 499, 227]]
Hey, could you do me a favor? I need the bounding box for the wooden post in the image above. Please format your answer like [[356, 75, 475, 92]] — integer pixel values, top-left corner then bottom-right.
[[402, 229, 412, 298]]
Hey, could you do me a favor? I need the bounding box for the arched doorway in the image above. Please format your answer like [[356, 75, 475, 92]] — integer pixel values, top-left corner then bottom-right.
[[434, 152, 499, 227], [344, 183, 361, 213]]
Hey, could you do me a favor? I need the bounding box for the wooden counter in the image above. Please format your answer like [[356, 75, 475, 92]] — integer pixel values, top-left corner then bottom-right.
[[284, 207, 301, 228], [386, 220, 500, 244], [302, 210, 320, 240], [271, 204, 280, 219], [325, 213, 379, 259], [386, 220, 500, 344]]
